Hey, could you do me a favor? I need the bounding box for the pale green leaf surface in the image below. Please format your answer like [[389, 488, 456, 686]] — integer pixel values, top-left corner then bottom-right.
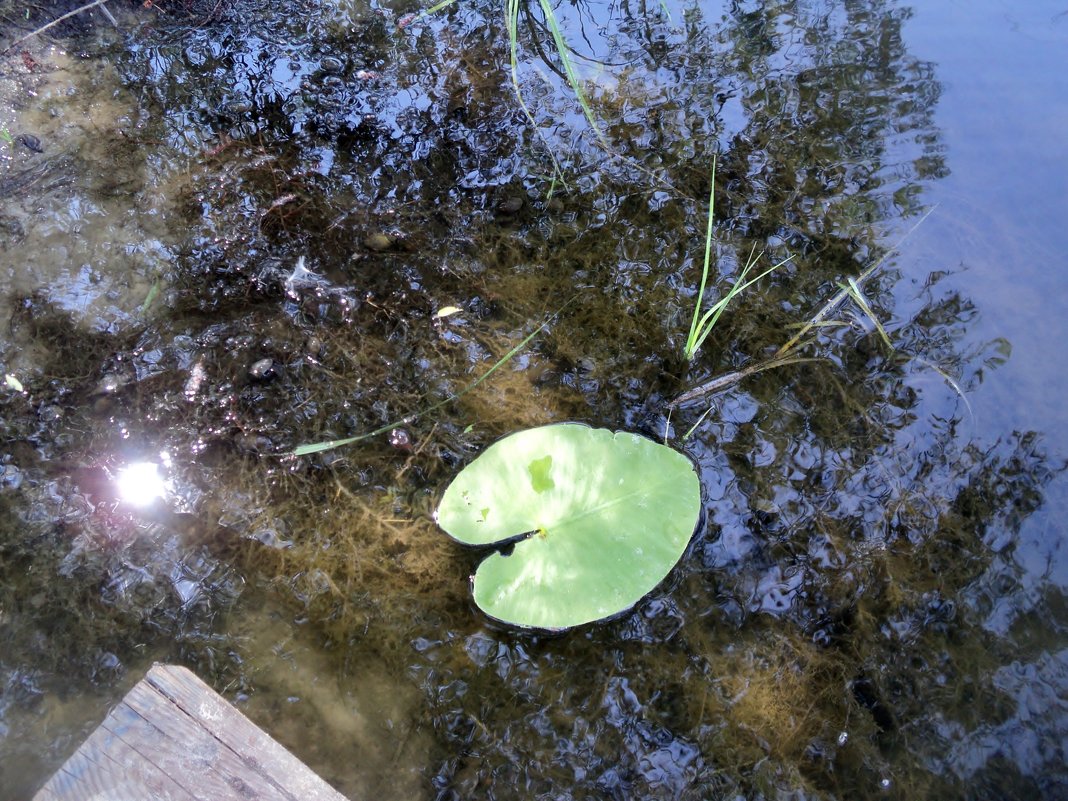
[[436, 423, 701, 629]]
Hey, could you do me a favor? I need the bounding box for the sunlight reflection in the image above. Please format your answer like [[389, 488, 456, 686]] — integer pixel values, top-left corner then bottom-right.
[[116, 461, 167, 506]]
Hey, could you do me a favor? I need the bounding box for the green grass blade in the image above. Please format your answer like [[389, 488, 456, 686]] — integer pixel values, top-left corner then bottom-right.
[[405, 0, 459, 25], [686, 244, 793, 360], [784, 320, 850, 330], [140, 278, 161, 315], [507, 0, 567, 189], [535, 0, 607, 146], [418, 0, 605, 151], [682, 404, 715, 441], [842, 277, 893, 351], [774, 205, 936, 359], [685, 157, 717, 359], [291, 428, 390, 457], [421, 0, 458, 13], [409, 0, 567, 191]]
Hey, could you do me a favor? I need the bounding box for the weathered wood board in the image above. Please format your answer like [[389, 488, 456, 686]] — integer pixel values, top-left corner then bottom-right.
[[33, 664, 350, 801]]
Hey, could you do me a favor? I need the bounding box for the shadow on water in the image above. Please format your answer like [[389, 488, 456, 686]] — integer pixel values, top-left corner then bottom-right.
[[0, 0, 1065, 799]]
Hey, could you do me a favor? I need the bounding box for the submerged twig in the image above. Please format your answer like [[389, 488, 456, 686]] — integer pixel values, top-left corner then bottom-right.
[[3, 0, 114, 53], [668, 356, 819, 408], [669, 368, 750, 408]]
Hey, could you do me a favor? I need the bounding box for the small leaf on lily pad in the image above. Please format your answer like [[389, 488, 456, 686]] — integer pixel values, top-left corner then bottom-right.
[[436, 423, 701, 630]]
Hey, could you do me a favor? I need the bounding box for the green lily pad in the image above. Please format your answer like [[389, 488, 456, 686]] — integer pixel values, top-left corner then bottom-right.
[[436, 423, 702, 630]]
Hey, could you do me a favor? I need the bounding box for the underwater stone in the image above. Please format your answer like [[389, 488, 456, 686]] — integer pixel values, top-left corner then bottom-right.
[[248, 358, 276, 381], [0, 464, 23, 489], [364, 232, 394, 252], [389, 428, 413, 452], [0, 214, 24, 241], [222, 98, 251, 115], [93, 373, 126, 395], [37, 404, 63, 422], [497, 196, 524, 215], [320, 56, 344, 74], [234, 432, 274, 453], [16, 134, 42, 153]]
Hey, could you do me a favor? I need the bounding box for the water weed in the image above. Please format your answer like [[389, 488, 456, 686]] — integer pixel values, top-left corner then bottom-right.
[[416, 0, 604, 183], [672, 206, 938, 407], [290, 298, 576, 456], [290, 324, 542, 456], [684, 157, 793, 361]]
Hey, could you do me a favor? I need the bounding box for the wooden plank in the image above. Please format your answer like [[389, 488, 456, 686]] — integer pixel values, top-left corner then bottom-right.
[[32, 697, 198, 801], [33, 665, 350, 801]]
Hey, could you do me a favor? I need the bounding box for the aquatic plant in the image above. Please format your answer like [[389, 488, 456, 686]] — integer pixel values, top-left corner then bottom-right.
[[515, 0, 604, 144], [673, 207, 939, 406], [684, 157, 793, 361], [435, 423, 701, 630], [411, 0, 604, 186], [290, 309, 557, 456]]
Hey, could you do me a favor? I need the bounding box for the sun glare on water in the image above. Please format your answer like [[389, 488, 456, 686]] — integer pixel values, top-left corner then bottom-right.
[[116, 462, 167, 506]]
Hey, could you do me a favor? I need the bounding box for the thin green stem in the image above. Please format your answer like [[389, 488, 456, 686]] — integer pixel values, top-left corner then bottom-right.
[[535, 0, 607, 147], [405, 0, 459, 26], [685, 156, 717, 360], [507, 0, 568, 189], [682, 404, 715, 440], [683, 157, 792, 361]]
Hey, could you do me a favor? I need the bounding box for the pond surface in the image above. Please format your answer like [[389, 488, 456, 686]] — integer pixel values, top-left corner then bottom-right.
[[1, 0, 1066, 798]]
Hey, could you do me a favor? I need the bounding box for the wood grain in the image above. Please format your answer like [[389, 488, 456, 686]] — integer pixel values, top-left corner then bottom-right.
[[32, 665, 350, 801]]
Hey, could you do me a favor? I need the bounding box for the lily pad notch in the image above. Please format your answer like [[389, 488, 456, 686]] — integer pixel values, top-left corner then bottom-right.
[[436, 423, 702, 630]]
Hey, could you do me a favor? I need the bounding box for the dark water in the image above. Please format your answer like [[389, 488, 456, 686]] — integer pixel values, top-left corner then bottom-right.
[[1, 1, 1066, 798]]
